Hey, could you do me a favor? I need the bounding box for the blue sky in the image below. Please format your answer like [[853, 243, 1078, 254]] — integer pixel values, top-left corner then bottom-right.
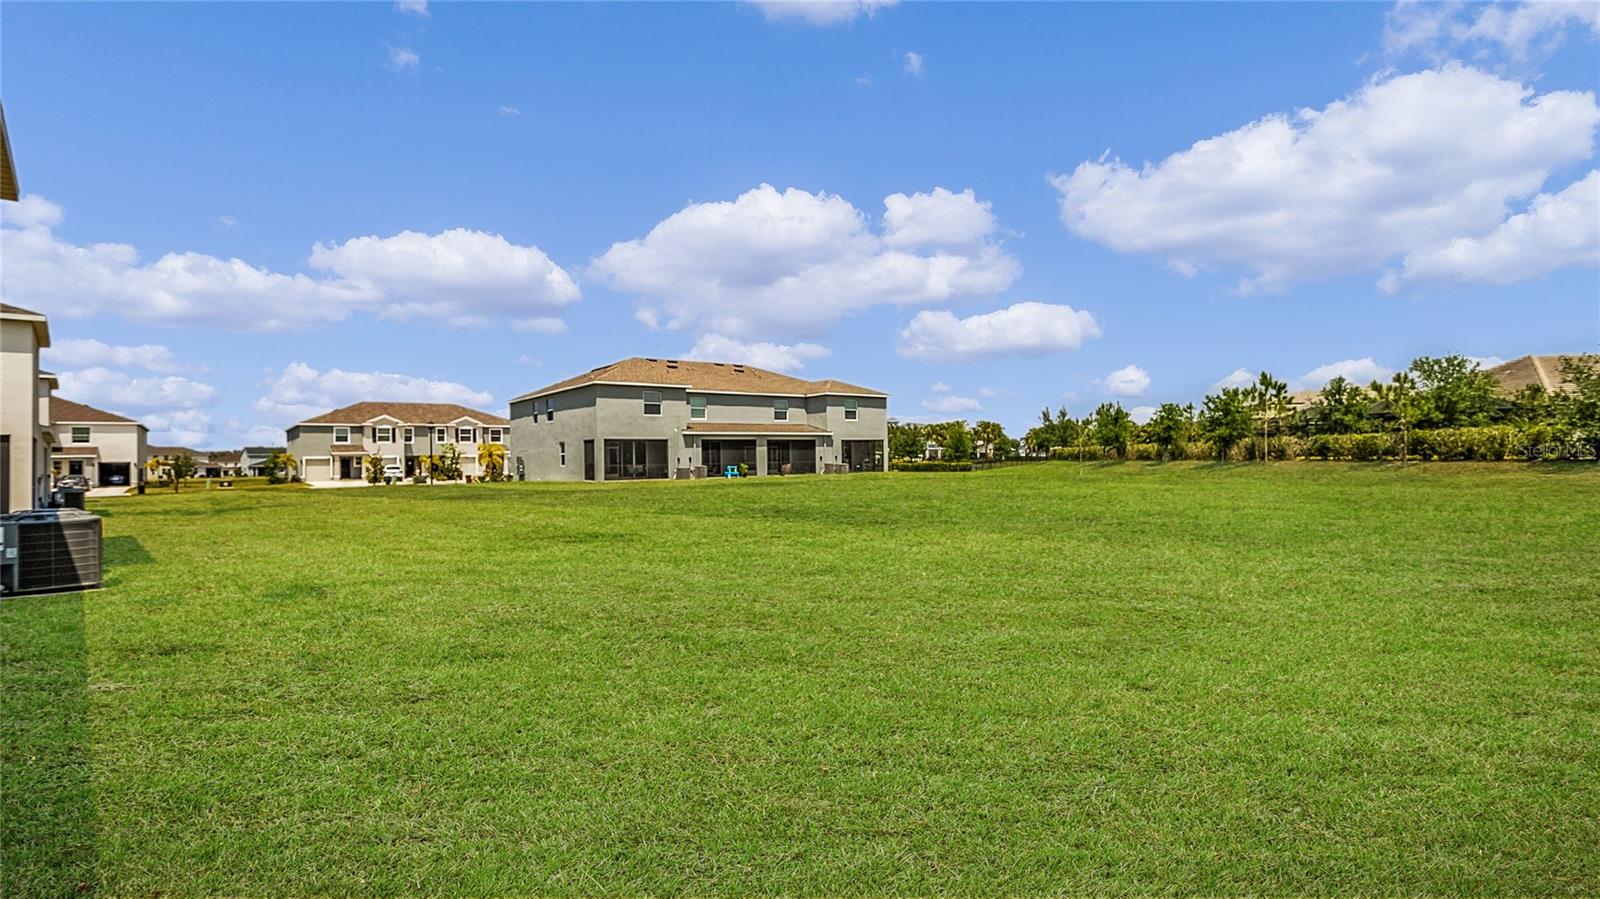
[[2, 0, 1597, 446]]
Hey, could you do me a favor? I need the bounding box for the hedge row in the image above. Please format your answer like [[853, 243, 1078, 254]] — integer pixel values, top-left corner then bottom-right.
[[890, 460, 975, 472], [1036, 427, 1596, 463]]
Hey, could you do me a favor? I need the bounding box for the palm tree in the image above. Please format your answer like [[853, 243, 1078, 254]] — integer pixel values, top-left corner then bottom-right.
[[1373, 372, 1421, 465], [1248, 372, 1290, 463], [268, 451, 297, 483], [477, 442, 506, 481]]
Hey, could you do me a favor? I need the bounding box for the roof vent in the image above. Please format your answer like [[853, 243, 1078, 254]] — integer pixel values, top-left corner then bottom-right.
[[645, 357, 658, 362]]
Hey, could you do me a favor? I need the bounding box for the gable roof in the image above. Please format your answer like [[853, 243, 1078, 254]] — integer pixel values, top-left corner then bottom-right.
[[1, 302, 49, 346], [1485, 355, 1593, 396], [50, 397, 143, 426], [298, 402, 509, 427], [512, 357, 886, 402]]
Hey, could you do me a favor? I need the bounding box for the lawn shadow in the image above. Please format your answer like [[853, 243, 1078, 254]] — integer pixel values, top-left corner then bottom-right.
[[0, 591, 96, 896], [103, 535, 153, 567]]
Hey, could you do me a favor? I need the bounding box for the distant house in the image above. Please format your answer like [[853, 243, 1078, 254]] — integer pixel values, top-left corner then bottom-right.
[[285, 402, 509, 484], [2, 303, 52, 512], [1485, 355, 1590, 396], [508, 357, 888, 481], [239, 446, 285, 477], [147, 447, 241, 480], [48, 397, 150, 488]]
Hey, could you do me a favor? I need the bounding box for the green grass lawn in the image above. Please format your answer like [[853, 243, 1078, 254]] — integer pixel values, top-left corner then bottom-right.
[[4, 463, 1598, 894]]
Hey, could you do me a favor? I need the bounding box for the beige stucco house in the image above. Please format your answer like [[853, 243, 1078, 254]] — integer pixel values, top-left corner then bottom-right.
[[286, 402, 510, 484], [508, 357, 889, 481], [49, 397, 150, 488], [1, 303, 53, 512]]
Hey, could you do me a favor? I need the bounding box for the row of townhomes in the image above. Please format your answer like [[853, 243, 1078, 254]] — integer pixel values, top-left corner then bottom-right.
[[285, 403, 511, 483], [509, 357, 889, 481]]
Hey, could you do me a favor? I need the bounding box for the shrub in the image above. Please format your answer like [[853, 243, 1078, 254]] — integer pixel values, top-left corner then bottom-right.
[[1243, 436, 1302, 461], [1409, 426, 1517, 461], [891, 460, 974, 472]]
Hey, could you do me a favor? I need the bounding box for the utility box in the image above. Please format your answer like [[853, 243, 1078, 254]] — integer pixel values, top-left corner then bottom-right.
[[0, 509, 103, 596]]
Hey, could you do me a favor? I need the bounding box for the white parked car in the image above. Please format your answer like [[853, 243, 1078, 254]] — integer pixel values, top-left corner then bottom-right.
[[382, 464, 405, 482]]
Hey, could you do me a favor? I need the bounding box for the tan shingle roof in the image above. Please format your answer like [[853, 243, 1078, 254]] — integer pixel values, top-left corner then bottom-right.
[[684, 422, 831, 434], [513, 357, 885, 401], [299, 402, 509, 426], [50, 397, 141, 425], [1485, 355, 1594, 395]]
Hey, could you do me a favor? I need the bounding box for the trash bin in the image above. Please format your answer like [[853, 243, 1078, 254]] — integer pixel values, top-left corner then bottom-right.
[[137, 483, 146, 495], [59, 488, 87, 510]]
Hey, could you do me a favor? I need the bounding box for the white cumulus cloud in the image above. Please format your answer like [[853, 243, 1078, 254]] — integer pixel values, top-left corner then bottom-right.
[[1130, 405, 1157, 425], [1294, 357, 1395, 391], [1382, 170, 1600, 291], [747, 0, 897, 26], [1098, 364, 1150, 398], [1051, 64, 1600, 292], [44, 338, 186, 374], [685, 333, 831, 374], [310, 228, 580, 326], [143, 409, 214, 447], [56, 367, 217, 411], [1212, 368, 1255, 391], [387, 45, 420, 70], [395, 0, 429, 16], [1385, 0, 1600, 61], [922, 394, 981, 415], [897, 301, 1101, 361], [903, 51, 924, 76], [590, 183, 1019, 340], [254, 362, 497, 427]]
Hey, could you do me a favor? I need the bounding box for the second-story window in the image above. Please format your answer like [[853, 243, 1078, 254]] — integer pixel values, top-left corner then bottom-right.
[[376, 426, 393, 443], [434, 427, 448, 444], [532, 399, 543, 423], [689, 396, 706, 420], [333, 426, 350, 443], [845, 399, 858, 421], [486, 428, 505, 444], [403, 427, 414, 444], [70, 426, 91, 443], [643, 389, 662, 415], [457, 427, 475, 443], [774, 399, 789, 421], [545, 399, 554, 422]]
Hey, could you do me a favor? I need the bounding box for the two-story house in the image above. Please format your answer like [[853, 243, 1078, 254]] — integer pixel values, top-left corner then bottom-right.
[[2, 303, 54, 512], [49, 397, 150, 488], [286, 402, 510, 484], [508, 357, 888, 481]]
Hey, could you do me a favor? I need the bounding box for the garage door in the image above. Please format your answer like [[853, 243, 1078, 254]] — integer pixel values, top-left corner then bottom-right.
[[302, 458, 331, 482]]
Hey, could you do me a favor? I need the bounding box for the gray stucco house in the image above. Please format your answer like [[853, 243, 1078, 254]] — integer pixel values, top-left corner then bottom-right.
[[508, 357, 888, 481]]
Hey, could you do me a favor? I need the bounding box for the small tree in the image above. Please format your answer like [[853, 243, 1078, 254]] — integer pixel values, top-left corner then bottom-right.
[[436, 443, 464, 481], [1373, 372, 1421, 464], [166, 454, 197, 493], [477, 441, 507, 481], [1200, 388, 1253, 462], [365, 453, 385, 484], [1247, 371, 1290, 463], [265, 451, 298, 484], [1555, 354, 1600, 459], [1409, 354, 1499, 429], [941, 421, 974, 461], [1091, 402, 1133, 460], [888, 420, 925, 460], [1147, 402, 1195, 460], [1311, 376, 1373, 435]]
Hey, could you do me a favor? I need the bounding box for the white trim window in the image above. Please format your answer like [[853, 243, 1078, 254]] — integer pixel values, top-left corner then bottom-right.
[[435, 427, 448, 444], [486, 428, 505, 444], [70, 426, 91, 444], [403, 427, 414, 444], [545, 400, 554, 422], [457, 427, 475, 443], [559, 441, 567, 465], [689, 396, 706, 420], [532, 399, 543, 423], [333, 426, 351, 443], [375, 426, 394, 443], [773, 399, 789, 422], [844, 398, 858, 421], [643, 389, 662, 415]]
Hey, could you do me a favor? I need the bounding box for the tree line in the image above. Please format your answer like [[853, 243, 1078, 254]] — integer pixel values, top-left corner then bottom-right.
[[890, 354, 1600, 465]]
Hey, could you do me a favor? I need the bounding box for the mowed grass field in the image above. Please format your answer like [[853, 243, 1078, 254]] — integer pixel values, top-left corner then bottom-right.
[[4, 463, 1598, 894]]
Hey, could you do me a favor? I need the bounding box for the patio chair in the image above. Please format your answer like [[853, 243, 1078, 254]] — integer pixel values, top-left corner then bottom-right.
[[725, 465, 741, 478]]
